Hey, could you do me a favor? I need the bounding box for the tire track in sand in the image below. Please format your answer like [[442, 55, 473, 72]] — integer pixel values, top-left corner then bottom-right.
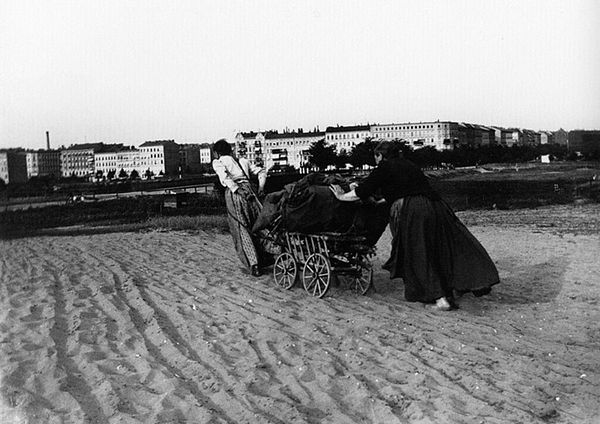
[[104, 238, 371, 423], [3, 222, 598, 423], [47, 267, 109, 423], [62, 244, 237, 424], [81, 244, 291, 424]]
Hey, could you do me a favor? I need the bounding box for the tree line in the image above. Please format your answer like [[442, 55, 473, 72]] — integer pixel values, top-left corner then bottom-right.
[[305, 138, 588, 171]]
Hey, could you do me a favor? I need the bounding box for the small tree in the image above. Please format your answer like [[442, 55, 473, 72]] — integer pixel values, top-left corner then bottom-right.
[[410, 146, 439, 168], [107, 169, 116, 180], [308, 139, 337, 171], [118, 168, 128, 179], [335, 150, 351, 169], [144, 168, 154, 179], [350, 138, 377, 168], [129, 169, 140, 180]]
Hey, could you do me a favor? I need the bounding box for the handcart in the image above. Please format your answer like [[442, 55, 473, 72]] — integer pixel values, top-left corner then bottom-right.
[[272, 231, 375, 298]]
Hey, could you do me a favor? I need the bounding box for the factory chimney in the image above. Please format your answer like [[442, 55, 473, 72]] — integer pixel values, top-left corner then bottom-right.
[[46, 131, 50, 150]]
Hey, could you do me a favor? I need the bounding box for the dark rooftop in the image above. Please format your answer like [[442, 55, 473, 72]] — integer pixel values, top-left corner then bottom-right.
[[140, 140, 177, 147], [64, 143, 105, 151], [325, 125, 370, 133], [264, 131, 325, 140]]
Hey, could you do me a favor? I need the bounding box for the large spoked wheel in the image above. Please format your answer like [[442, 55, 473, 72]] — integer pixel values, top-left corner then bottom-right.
[[352, 255, 373, 295], [273, 252, 297, 290], [302, 253, 331, 298]]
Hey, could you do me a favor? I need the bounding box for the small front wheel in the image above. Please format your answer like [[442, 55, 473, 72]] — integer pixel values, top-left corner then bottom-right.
[[273, 252, 297, 290], [352, 255, 373, 295], [302, 253, 331, 298]]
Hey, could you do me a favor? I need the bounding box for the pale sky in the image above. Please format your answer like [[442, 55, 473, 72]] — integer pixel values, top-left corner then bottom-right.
[[1, 0, 599, 150]]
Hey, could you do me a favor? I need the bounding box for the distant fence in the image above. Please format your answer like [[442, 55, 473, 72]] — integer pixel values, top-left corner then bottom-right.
[[431, 179, 587, 210], [2, 174, 598, 237], [0, 192, 226, 237]]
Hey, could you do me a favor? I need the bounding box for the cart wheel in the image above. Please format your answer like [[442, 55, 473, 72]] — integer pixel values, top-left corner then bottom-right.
[[352, 255, 373, 295], [273, 252, 297, 290], [302, 253, 331, 298]]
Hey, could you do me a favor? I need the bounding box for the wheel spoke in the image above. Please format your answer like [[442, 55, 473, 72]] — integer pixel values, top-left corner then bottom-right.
[[353, 267, 372, 294], [274, 253, 297, 289], [355, 279, 366, 291], [303, 254, 330, 297]]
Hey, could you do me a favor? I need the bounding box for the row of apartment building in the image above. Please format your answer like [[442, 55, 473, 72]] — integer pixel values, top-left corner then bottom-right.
[[0, 140, 213, 184], [235, 121, 573, 169], [2, 123, 597, 184]]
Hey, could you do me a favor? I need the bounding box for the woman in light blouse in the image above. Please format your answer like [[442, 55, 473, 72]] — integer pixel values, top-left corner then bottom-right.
[[212, 139, 272, 276]]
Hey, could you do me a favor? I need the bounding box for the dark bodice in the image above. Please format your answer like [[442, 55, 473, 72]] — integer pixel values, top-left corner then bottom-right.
[[354, 158, 438, 203]]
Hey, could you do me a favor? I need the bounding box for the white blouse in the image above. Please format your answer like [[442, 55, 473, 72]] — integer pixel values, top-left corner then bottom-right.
[[212, 155, 266, 193]]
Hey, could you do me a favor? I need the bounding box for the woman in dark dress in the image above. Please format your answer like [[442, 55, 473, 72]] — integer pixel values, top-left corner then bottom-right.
[[330, 141, 499, 310]]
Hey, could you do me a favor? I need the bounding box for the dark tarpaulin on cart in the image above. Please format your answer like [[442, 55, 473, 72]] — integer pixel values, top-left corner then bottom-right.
[[253, 173, 389, 246]]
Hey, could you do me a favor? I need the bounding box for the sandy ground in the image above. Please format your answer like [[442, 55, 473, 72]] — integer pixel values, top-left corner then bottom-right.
[[1, 204, 599, 424]]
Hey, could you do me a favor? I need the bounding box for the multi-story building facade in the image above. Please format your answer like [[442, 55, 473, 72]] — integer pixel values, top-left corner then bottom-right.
[[61, 143, 105, 178], [521, 129, 540, 145], [507, 129, 521, 146], [371, 121, 460, 150], [178, 143, 213, 174], [199, 143, 212, 164], [236, 130, 325, 169], [490, 127, 542, 147], [553, 129, 568, 146], [25, 149, 61, 179], [325, 125, 371, 153], [568, 130, 600, 155], [539, 131, 554, 145], [456, 123, 495, 147], [179, 144, 202, 174], [492, 127, 515, 146], [235, 132, 264, 166], [503, 129, 540, 146], [265, 130, 325, 169], [138, 140, 180, 177], [95, 147, 141, 179], [0, 150, 27, 184]]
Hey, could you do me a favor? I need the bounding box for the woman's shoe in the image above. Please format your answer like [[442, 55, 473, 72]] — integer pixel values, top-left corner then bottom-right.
[[436, 297, 452, 311], [427, 297, 452, 311], [251, 265, 262, 277]]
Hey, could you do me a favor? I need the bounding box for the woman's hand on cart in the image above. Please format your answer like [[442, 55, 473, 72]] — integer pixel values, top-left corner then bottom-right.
[[330, 184, 360, 202]]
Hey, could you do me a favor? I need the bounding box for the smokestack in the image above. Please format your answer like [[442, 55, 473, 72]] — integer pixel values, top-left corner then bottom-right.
[[46, 131, 50, 150]]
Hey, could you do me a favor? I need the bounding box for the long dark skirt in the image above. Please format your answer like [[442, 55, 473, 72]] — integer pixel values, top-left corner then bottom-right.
[[383, 195, 499, 302], [224, 185, 278, 271]]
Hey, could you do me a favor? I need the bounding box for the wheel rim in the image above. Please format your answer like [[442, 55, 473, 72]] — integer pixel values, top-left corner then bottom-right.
[[273, 253, 297, 289], [353, 266, 373, 295], [353, 256, 373, 295], [303, 253, 331, 298]]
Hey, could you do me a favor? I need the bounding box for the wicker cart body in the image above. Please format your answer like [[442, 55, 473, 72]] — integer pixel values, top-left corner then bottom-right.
[[272, 231, 375, 298]]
